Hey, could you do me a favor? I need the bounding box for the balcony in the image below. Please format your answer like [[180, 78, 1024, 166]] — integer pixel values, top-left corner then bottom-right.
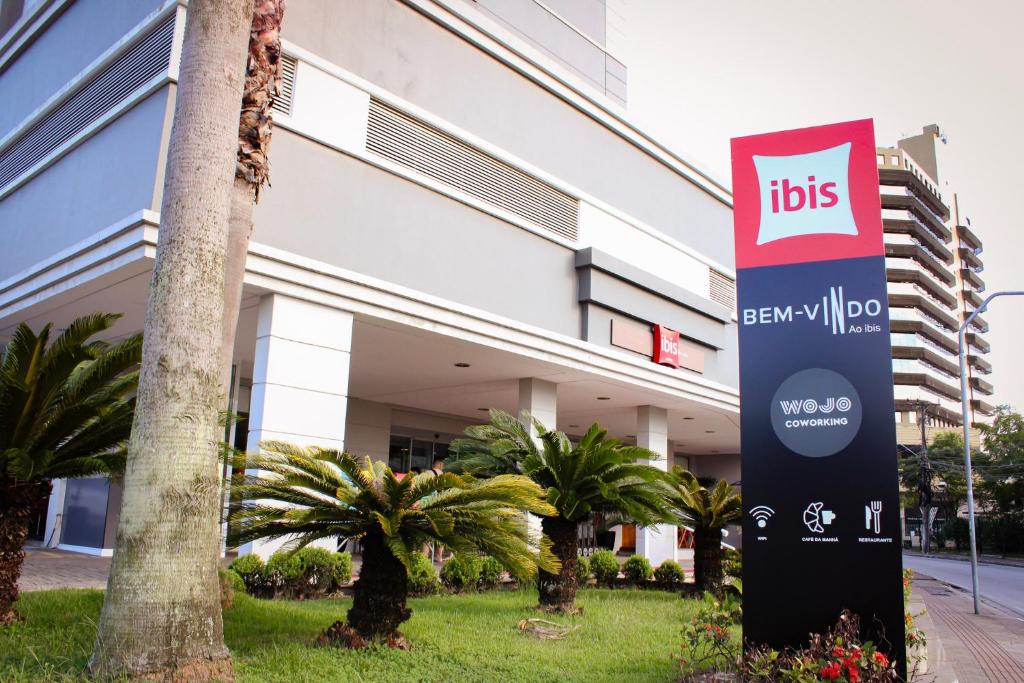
[[964, 310, 989, 333], [966, 332, 990, 353], [885, 244, 955, 286], [880, 189, 952, 241], [893, 372, 962, 401], [888, 294, 959, 332], [891, 345, 960, 376], [887, 269, 957, 308], [970, 375, 994, 396], [971, 398, 995, 416], [883, 217, 953, 263], [956, 224, 983, 251], [958, 247, 982, 270], [960, 268, 985, 292], [968, 354, 992, 374], [964, 289, 983, 309], [891, 320, 958, 354], [893, 399, 963, 427], [877, 167, 950, 220]]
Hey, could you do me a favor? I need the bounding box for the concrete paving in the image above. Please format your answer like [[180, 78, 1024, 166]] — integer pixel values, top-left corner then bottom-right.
[[18, 545, 111, 592], [905, 553, 1024, 617], [911, 573, 1024, 683]]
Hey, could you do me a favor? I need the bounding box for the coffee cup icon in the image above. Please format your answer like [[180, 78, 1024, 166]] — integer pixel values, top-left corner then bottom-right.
[[803, 502, 836, 533]]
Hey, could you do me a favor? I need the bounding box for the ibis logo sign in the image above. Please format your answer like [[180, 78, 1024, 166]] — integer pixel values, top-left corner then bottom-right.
[[753, 143, 858, 245]]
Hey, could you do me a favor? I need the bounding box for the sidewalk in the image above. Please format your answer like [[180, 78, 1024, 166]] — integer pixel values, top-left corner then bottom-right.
[[911, 572, 1024, 682]]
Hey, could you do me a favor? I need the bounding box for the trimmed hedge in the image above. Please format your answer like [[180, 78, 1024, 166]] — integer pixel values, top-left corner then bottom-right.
[[230, 548, 353, 599], [622, 555, 653, 584], [407, 552, 441, 596], [440, 554, 482, 592], [479, 556, 504, 589], [574, 555, 591, 585], [653, 560, 685, 585], [589, 550, 620, 587]]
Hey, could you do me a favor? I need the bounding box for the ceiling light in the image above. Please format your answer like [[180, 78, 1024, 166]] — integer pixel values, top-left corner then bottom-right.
[[705, 430, 715, 434], [683, 417, 695, 420], [454, 362, 471, 368], [568, 424, 580, 428], [597, 396, 611, 401], [477, 407, 489, 412]]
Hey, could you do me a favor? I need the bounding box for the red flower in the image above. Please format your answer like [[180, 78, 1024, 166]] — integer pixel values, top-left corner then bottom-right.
[[874, 652, 889, 667], [832, 646, 845, 657], [821, 662, 842, 680]]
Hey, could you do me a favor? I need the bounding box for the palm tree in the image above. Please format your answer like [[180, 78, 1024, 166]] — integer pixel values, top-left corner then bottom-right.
[[669, 468, 741, 591], [228, 442, 557, 644], [90, 1, 253, 679], [448, 410, 676, 612], [220, 0, 287, 392], [0, 313, 140, 624]]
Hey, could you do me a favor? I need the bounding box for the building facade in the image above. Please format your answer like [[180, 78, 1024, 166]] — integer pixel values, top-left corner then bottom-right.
[[0, 0, 742, 559], [877, 124, 993, 448]]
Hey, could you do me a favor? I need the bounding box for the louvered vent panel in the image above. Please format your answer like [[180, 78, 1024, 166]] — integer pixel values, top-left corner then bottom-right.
[[271, 54, 297, 116], [709, 269, 736, 309], [0, 15, 174, 192], [366, 98, 579, 241]]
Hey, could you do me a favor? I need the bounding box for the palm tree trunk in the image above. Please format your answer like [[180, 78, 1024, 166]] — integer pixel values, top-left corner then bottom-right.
[[538, 516, 579, 612], [693, 526, 723, 591], [346, 532, 411, 640], [0, 479, 50, 625], [89, 0, 253, 679]]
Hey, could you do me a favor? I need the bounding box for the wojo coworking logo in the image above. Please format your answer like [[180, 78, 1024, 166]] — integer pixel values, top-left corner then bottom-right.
[[752, 143, 858, 245], [770, 368, 863, 458]]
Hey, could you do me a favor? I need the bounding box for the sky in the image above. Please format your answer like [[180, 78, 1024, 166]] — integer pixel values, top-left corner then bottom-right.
[[620, 0, 1024, 413]]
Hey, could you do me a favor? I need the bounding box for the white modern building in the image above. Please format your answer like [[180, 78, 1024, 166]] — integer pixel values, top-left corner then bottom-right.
[[0, 0, 741, 561]]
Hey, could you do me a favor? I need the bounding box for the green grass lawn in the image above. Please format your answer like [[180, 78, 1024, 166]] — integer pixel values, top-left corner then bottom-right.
[[2, 588, 700, 682]]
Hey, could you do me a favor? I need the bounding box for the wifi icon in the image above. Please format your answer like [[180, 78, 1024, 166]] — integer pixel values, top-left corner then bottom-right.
[[750, 506, 776, 528]]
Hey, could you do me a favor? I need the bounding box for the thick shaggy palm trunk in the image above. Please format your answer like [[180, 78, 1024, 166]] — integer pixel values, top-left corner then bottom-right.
[[538, 516, 579, 611], [89, 1, 253, 680], [693, 526, 723, 591], [0, 479, 49, 625], [347, 532, 411, 640]]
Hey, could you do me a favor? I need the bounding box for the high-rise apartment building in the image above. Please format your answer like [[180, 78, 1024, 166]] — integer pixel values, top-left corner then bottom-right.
[[877, 125, 993, 447]]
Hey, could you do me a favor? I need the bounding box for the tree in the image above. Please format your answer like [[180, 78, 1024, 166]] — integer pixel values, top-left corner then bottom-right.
[[0, 314, 140, 624], [976, 407, 1024, 554], [228, 443, 556, 645], [89, 1, 254, 679], [668, 468, 741, 591], [220, 0, 286, 391], [448, 410, 676, 612]]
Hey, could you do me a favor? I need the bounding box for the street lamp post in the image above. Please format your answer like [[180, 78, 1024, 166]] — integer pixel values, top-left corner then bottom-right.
[[958, 290, 1024, 615]]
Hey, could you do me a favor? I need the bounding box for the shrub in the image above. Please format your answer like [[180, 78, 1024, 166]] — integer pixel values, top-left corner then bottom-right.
[[218, 568, 240, 610], [623, 555, 653, 584], [590, 550, 620, 587], [654, 560, 685, 585], [723, 548, 742, 579], [331, 551, 353, 589], [441, 554, 482, 592], [574, 555, 591, 585], [478, 556, 504, 590], [295, 547, 338, 595], [407, 552, 440, 596], [266, 550, 305, 596], [229, 553, 266, 595]]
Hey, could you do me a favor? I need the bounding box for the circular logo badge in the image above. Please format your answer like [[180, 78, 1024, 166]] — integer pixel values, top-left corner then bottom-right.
[[770, 368, 862, 458]]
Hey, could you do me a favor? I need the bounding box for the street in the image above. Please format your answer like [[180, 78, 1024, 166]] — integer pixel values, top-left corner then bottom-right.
[[904, 553, 1024, 617]]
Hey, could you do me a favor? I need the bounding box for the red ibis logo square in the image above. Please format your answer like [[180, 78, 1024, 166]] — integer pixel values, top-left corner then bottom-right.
[[653, 325, 680, 368]]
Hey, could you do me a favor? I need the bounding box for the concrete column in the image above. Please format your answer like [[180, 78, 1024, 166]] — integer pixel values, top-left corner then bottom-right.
[[517, 378, 557, 542], [240, 294, 353, 558], [517, 377, 557, 436], [44, 479, 66, 547], [636, 405, 677, 566]]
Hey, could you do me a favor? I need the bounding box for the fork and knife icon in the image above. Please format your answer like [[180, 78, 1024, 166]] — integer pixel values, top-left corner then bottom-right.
[[864, 501, 882, 534]]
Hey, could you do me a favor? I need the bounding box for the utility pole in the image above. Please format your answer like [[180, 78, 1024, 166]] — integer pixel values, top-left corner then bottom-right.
[[914, 401, 934, 556]]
